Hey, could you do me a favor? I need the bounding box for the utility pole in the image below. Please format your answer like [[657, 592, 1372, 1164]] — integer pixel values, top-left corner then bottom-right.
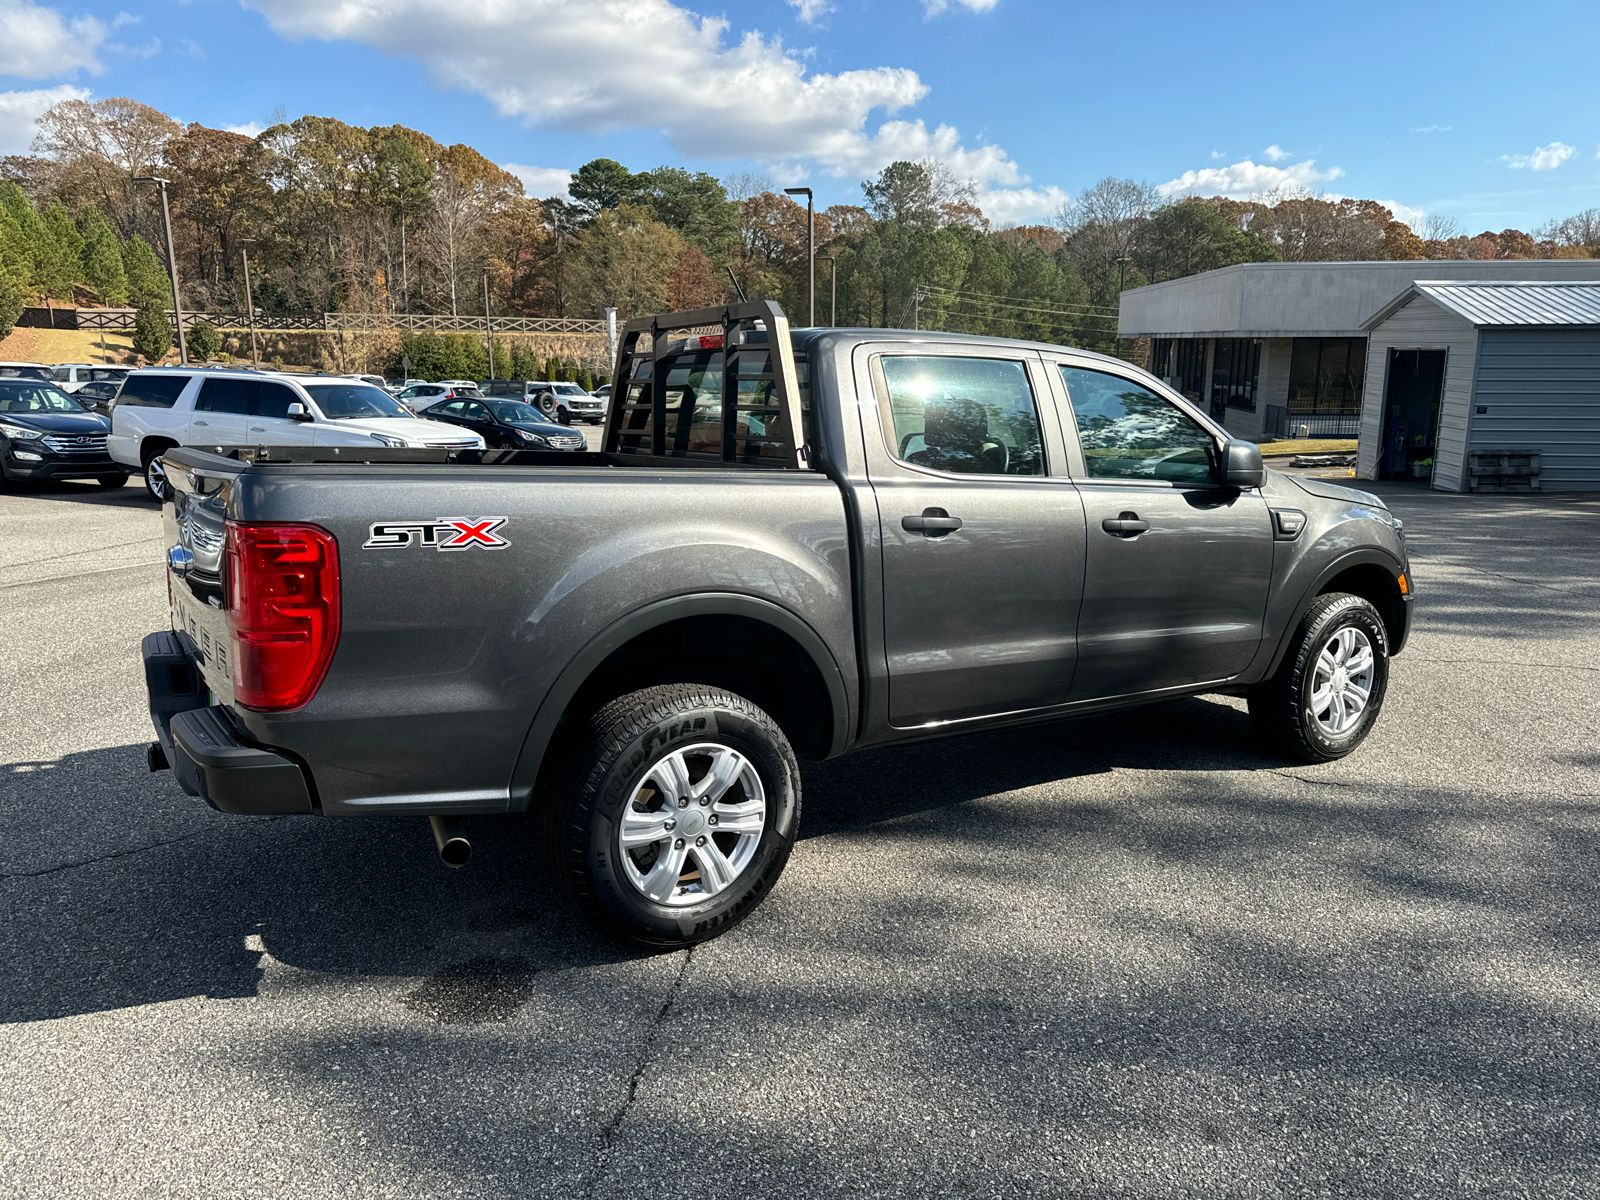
[[400, 214, 408, 313], [482, 273, 494, 379], [913, 288, 921, 331], [134, 175, 187, 364], [822, 256, 837, 326], [783, 186, 814, 326], [1115, 254, 1132, 293], [241, 247, 259, 367]]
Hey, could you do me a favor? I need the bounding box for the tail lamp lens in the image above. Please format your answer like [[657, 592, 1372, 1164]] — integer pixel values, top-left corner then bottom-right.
[[224, 522, 341, 711]]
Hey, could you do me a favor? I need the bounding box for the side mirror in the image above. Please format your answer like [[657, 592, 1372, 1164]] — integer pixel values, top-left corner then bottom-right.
[[1218, 438, 1265, 489], [286, 401, 312, 422]]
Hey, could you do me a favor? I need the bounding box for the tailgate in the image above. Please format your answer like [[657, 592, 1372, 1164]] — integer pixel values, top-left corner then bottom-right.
[[160, 448, 243, 707]]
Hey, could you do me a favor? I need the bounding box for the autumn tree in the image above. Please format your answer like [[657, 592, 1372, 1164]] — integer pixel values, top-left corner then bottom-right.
[[668, 244, 725, 310], [30, 97, 181, 239], [568, 205, 683, 321]]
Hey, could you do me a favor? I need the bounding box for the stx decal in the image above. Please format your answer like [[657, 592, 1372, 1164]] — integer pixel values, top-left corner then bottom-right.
[[363, 518, 510, 551]]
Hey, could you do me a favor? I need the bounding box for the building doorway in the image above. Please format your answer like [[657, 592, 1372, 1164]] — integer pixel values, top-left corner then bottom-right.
[[1379, 349, 1445, 481]]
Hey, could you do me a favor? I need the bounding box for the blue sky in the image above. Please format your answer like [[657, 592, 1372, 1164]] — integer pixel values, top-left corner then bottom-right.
[[3, 0, 1599, 232]]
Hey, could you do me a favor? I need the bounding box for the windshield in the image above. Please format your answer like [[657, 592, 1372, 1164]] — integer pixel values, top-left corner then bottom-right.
[[303, 383, 409, 420], [488, 400, 558, 426], [0, 382, 93, 413]]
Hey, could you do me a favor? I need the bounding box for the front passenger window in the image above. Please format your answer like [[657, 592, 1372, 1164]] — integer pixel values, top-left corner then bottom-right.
[[252, 382, 301, 421], [1058, 366, 1216, 484]]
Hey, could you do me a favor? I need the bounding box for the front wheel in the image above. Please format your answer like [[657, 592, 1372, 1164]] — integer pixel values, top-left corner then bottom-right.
[[98, 472, 130, 489], [1248, 592, 1390, 763], [557, 406, 571, 426], [548, 684, 800, 950], [142, 448, 172, 502]]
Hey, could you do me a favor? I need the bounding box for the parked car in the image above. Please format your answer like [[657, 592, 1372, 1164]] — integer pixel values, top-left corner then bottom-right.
[[48, 364, 133, 394], [0, 362, 50, 381], [483, 378, 598, 424], [73, 380, 124, 415], [110, 368, 485, 500], [392, 382, 482, 411], [141, 300, 1414, 952], [341, 373, 389, 390], [387, 378, 425, 395], [438, 379, 479, 391], [0, 378, 127, 488], [418, 396, 587, 450]]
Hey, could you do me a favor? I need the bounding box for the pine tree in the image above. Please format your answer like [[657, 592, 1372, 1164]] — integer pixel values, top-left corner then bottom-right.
[[131, 301, 172, 363], [80, 208, 129, 305], [544, 355, 559, 381], [122, 235, 170, 307], [41, 203, 83, 300], [0, 182, 44, 294], [0, 235, 25, 339]]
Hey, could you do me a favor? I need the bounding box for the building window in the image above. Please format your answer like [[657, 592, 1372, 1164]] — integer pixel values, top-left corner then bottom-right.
[[1210, 338, 1261, 412], [1287, 337, 1365, 414], [1149, 338, 1207, 404]]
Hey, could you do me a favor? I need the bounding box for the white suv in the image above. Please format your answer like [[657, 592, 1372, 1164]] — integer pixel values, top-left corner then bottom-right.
[[49, 364, 133, 393], [109, 368, 486, 500]]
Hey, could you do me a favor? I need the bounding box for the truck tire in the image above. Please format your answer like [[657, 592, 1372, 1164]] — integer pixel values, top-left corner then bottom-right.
[[1248, 592, 1390, 764], [549, 684, 800, 950], [141, 441, 176, 502]]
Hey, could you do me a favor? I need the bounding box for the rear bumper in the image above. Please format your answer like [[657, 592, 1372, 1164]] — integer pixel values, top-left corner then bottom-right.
[[142, 630, 314, 815]]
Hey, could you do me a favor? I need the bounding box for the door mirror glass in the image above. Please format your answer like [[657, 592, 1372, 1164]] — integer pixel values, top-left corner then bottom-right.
[[1219, 438, 1265, 488]]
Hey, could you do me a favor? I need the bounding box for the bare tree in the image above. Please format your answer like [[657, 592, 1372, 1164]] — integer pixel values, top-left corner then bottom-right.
[[722, 172, 774, 203], [1536, 207, 1600, 246], [1056, 177, 1158, 296], [1422, 213, 1462, 242], [419, 164, 489, 316], [32, 97, 181, 238]]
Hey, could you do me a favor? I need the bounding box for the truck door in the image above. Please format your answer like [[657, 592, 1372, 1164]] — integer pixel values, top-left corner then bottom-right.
[[861, 346, 1087, 727], [1046, 360, 1272, 700]]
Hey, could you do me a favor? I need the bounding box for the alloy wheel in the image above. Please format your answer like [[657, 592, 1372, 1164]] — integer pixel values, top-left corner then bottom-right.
[[1308, 627, 1375, 737]]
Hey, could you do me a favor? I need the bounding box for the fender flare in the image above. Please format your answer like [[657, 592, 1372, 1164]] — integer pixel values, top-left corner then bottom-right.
[[507, 592, 852, 811], [1261, 547, 1408, 679]]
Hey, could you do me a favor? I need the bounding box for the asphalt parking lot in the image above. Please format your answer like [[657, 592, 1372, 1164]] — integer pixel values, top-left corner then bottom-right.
[[2, 473, 1598, 1199]]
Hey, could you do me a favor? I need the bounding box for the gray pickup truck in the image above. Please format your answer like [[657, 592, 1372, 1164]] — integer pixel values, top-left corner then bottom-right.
[[143, 302, 1412, 948]]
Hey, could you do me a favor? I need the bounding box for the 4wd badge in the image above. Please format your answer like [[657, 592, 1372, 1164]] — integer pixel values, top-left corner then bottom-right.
[[363, 518, 509, 551]]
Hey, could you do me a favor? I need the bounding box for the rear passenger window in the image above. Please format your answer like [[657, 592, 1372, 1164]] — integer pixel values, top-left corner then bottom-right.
[[116, 374, 191, 408], [1058, 366, 1216, 484], [196, 378, 252, 414], [879, 356, 1046, 476], [252, 382, 300, 420]]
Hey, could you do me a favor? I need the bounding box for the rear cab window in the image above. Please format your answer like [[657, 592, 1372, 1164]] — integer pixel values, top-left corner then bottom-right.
[[615, 345, 810, 464]]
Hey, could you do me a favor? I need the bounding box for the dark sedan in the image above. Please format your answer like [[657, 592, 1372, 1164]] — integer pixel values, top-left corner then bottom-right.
[[73, 379, 122, 416], [418, 396, 587, 450], [0, 379, 128, 488]]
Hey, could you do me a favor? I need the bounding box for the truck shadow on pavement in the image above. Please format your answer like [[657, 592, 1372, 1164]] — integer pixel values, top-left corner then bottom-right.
[[2, 478, 155, 510], [1, 695, 1286, 1026]]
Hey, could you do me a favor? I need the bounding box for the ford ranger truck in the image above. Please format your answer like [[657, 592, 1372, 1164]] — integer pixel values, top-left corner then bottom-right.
[[142, 301, 1413, 949]]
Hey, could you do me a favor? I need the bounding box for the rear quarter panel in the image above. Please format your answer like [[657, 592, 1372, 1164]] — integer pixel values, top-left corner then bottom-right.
[[224, 464, 854, 815]]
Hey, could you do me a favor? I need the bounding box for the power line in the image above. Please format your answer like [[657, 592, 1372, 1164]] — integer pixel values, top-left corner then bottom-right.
[[918, 282, 1121, 315], [914, 288, 1120, 323]]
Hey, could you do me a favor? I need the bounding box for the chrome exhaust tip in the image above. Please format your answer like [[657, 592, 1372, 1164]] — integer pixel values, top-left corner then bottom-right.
[[428, 815, 471, 868]]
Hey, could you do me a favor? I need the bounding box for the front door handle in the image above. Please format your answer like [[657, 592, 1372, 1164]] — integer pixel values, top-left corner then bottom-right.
[[192, 419, 208, 427], [1101, 513, 1150, 537], [902, 509, 963, 537], [249, 426, 265, 433]]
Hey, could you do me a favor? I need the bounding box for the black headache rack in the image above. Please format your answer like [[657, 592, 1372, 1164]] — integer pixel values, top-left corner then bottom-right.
[[602, 300, 811, 471]]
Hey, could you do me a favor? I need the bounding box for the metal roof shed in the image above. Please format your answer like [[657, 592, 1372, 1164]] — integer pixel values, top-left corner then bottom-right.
[[1358, 281, 1600, 492]]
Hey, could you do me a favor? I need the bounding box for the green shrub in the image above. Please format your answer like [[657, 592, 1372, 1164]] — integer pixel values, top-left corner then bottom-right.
[[131, 301, 172, 363], [187, 320, 221, 361]]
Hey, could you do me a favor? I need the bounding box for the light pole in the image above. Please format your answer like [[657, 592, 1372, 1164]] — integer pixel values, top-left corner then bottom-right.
[[783, 186, 814, 326], [819, 255, 837, 326], [482, 273, 494, 379], [1114, 254, 1132, 293], [240, 244, 260, 367], [133, 175, 187, 365]]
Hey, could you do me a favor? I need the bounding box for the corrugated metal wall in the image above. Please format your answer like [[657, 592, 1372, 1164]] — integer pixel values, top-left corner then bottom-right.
[[1358, 297, 1478, 489], [1471, 329, 1600, 491]]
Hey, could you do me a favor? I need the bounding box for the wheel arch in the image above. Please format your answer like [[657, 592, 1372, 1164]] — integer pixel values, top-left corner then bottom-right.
[[508, 593, 851, 813], [1264, 548, 1409, 678]]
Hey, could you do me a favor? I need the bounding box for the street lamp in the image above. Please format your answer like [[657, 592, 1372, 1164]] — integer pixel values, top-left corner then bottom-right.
[[238, 240, 260, 368], [133, 175, 188, 365], [783, 186, 814, 327], [819, 255, 837, 327]]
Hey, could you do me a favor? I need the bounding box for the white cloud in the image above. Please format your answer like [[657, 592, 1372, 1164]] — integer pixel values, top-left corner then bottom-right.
[[1156, 156, 1343, 200], [1410, 124, 1452, 134], [224, 120, 265, 138], [0, 0, 109, 77], [503, 162, 572, 198], [246, 0, 1041, 223], [0, 83, 89, 154], [976, 183, 1068, 226], [1501, 141, 1574, 170], [923, 0, 999, 13], [1374, 198, 1426, 231], [1209, 149, 1225, 160], [788, 0, 833, 22], [178, 37, 206, 59], [1262, 143, 1289, 162]]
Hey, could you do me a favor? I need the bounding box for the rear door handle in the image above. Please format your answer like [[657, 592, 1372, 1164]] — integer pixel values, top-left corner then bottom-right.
[[902, 509, 963, 536], [192, 419, 208, 427], [1101, 513, 1150, 537]]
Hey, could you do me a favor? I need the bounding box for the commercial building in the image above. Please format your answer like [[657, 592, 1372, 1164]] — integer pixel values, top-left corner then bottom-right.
[[1118, 260, 1600, 490]]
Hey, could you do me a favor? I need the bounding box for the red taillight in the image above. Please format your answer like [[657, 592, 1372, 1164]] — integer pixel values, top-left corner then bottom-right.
[[690, 334, 724, 350], [224, 522, 341, 711]]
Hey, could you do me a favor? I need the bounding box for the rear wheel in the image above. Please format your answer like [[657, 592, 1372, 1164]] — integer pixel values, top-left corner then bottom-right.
[[557, 406, 571, 426], [548, 684, 800, 950], [1248, 592, 1390, 763]]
